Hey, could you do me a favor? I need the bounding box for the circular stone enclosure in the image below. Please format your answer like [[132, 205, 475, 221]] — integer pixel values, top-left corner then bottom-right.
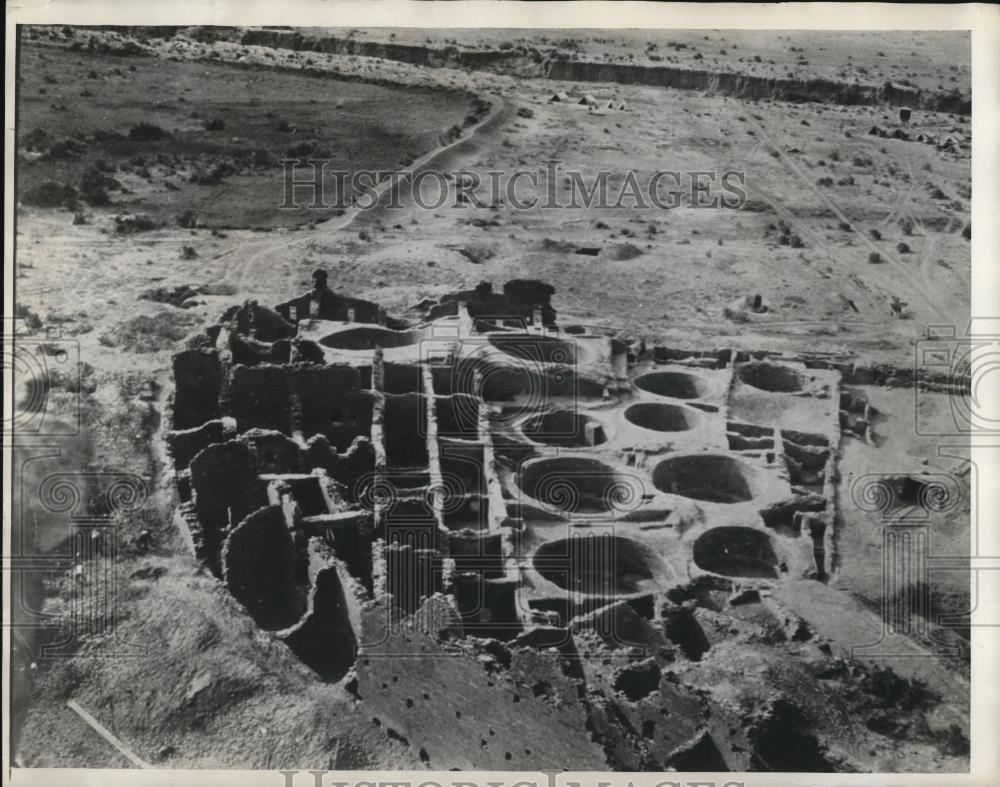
[[633, 371, 708, 400], [520, 457, 638, 515], [693, 526, 779, 578], [489, 334, 577, 365], [320, 326, 417, 351], [652, 454, 758, 504], [737, 362, 804, 393], [521, 410, 607, 448], [532, 535, 669, 595], [624, 402, 695, 433]]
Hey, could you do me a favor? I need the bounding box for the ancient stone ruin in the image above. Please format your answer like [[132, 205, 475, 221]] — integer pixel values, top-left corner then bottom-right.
[[166, 272, 965, 770]]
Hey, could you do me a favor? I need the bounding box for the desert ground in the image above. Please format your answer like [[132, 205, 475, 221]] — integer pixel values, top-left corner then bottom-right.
[[11, 25, 972, 772]]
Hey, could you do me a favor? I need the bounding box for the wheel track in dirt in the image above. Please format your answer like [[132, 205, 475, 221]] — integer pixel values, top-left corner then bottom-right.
[[746, 116, 950, 324], [208, 95, 512, 294]]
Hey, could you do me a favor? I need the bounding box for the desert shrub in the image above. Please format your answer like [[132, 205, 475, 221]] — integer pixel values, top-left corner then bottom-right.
[[516, 107, 535, 119], [190, 161, 232, 185], [838, 221, 852, 231], [78, 167, 118, 205], [45, 138, 86, 159], [817, 176, 834, 187], [175, 210, 198, 228], [962, 223, 971, 240], [203, 117, 225, 131], [868, 251, 883, 264], [900, 219, 913, 236], [790, 234, 804, 248], [23, 180, 77, 208], [91, 129, 126, 144], [286, 140, 325, 158], [896, 242, 911, 254], [870, 228, 882, 240], [127, 122, 169, 141], [98, 311, 197, 353], [16, 304, 44, 332], [21, 128, 51, 151], [180, 245, 198, 260], [250, 148, 276, 167], [859, 665, 938, 712], [114, 213, 157, 233]]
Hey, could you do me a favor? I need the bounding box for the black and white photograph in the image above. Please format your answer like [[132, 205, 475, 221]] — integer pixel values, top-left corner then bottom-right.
[[4, 3, 997, 783]]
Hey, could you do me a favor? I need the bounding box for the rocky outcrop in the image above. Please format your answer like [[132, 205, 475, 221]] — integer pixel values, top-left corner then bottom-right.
[[239, 28, 970, 115], [546, 60, 970, 115]]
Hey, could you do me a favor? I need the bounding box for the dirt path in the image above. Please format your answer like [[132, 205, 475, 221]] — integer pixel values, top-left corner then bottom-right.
[[203, 96, 511, 297]]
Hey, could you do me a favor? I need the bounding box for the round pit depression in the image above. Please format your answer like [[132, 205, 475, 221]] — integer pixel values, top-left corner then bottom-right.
[[533, 534, 669, 595], [520, 457, 636, 514], [320, 326, 417, 351], [652, 454, 758, 504], [633, 371, 707, 399], [522, 410, 607, 448], [693, 526, 779, 578], [737, 362, 804, 393], [489, 334, 577, 364], [624, 402, 695, 432]]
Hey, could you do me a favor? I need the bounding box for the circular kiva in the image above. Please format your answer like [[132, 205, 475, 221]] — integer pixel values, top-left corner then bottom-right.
[[624, 402, 695, 432], [519, 457, 643, 515], [736, 362, 805, 393], [651, 454, 759, 503], [532, 534, 670, 595], [488, 333, 578, 365], [633, 371, 708, 399], [692, 526, 779, 578], [320, 326, 417, 350]]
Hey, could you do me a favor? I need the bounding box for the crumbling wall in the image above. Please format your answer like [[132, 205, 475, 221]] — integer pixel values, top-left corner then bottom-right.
[[227, 365, 294, 433], [239, 429, 301, 475], [189, 440, 264, 574], [172, 349, 223, 429], [382, 394, 430, 468], [276, 288, 385, 325], [221, 505, 306, 631], [356, 597, 606, 770], [304, 434, 376, 493], [218, 301, 296, 342], [166, 418, 226, 470], [280, 541, 360, 682], [293, 366, 373, 448]]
